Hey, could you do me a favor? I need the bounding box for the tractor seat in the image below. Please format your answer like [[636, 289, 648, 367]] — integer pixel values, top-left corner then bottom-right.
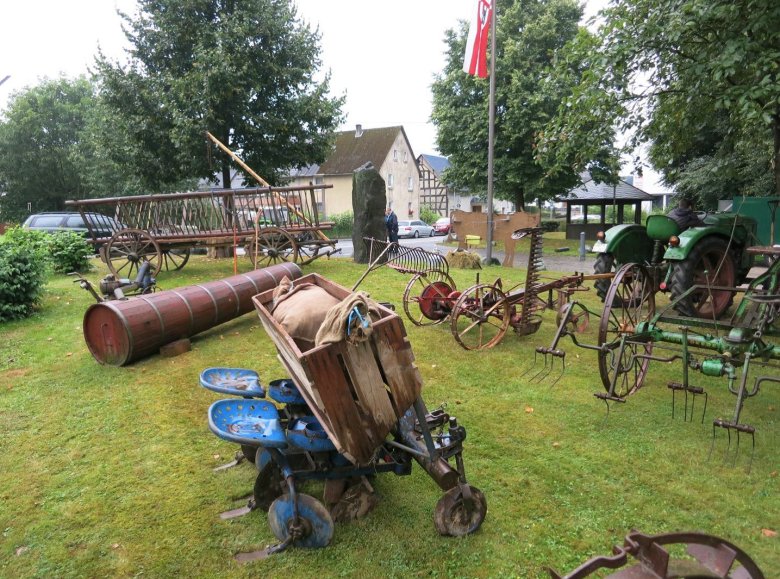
[[645, 214, 682, 242], [208, 399, 287, 449]]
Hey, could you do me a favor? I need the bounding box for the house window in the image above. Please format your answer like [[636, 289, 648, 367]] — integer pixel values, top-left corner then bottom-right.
[[403, 151, 408, 163], [393, 149, 398, 161], [387, 173, 394, 189], [407, 176, 414, 192]]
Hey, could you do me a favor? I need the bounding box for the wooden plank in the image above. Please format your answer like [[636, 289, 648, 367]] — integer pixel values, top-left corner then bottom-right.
[[303, 347, 381, 464], [372, 318, 423, 418], [338, 340, 397, 433]]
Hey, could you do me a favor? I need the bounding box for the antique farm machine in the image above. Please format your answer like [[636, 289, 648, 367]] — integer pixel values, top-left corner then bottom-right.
[[361, 230, 597, 350], [539, 240, 780, 463], [200, 273, 486, 557], [65, 133, 338, 278], [592, 196, 780, 318]]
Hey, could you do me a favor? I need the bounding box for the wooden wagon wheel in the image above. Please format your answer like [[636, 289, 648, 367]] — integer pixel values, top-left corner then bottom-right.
[[402, 270, 457, 326], [104, 228, 162, 278], [246, 227, 299, 269], [450, 283, 510, 350], [294, 231, 321, 265], [598, 263, 655, 398], [161, 248, 191, 271]]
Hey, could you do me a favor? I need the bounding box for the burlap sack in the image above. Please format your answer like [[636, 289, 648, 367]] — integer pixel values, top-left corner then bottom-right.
[[271, 282, 341, 351]]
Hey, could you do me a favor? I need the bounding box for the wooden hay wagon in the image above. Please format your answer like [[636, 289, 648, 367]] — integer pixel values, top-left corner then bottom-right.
[[64, 184, 337, 278]]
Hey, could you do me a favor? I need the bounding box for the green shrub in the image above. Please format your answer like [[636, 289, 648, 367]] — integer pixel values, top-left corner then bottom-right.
[[0, 226, 50, 263], [0, 243, 46, 322], [329, 210, 354, 238], [47, 231, 93, 273], [541, 220, 560, 232], [419, 204, 440, 225]]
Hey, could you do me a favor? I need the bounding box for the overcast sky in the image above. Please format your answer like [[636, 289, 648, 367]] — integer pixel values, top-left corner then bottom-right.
[[3, 1, 672, 191]]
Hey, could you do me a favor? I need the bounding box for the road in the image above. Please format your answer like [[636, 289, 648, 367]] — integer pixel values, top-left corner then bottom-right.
[[331, 234, 448, 258]]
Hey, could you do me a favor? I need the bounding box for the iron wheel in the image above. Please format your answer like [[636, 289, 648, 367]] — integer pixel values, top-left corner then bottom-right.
[[450, 283, 510, 350], [597, 263, 655, 397], [402, 270, 457, 326], [268, 493, 334, 549], [433, 485, 487, 536]]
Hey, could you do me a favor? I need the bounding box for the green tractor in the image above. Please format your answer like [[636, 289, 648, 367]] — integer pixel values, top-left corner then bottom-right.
[[592, 196, 779, 318]]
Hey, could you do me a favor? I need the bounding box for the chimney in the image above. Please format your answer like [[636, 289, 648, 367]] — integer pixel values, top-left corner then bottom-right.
[[355, 124, 363, 138]]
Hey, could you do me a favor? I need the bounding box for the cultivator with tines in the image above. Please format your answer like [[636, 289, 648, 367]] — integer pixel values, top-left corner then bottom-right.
[[537, 245, 780, 469]]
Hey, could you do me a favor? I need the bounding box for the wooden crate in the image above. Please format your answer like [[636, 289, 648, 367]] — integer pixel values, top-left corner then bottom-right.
[[252, 273, 423, 464]]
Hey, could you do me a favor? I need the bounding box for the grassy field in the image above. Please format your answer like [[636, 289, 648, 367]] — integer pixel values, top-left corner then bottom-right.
[[0, 253, 777, 578]]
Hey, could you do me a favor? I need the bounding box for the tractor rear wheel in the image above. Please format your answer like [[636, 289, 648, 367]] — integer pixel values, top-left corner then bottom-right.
[[670, 237, 736, 319]]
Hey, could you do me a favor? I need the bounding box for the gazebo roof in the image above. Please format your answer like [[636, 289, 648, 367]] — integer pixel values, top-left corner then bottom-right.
[[559, 175, 654, 203]]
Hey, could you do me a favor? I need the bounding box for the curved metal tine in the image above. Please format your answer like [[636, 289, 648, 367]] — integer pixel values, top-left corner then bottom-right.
[[731, 429, 755, 472], [528, 354, 551, 382], [707, 422, 717, 461], [599, 397, 612, 426], [746, 431, 755, 474], [548, 357, 566, 388], [700, 391, 708, 424], [213, 449, 246, 472], [518, 350, 540, 378], [532, 359, 553, 383]]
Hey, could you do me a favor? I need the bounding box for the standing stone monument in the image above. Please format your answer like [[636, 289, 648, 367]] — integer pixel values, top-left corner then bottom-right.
[[351, 166, 387, 263]]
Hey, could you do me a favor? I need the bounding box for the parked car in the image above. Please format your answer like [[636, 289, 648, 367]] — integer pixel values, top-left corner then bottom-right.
[[433, 217, 451, 236], [398, 219, 435, 238], [23, 212, 123, 242]]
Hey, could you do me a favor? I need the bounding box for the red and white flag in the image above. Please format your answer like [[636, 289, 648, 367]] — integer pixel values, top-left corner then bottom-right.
[[463, 0, 493, 78]]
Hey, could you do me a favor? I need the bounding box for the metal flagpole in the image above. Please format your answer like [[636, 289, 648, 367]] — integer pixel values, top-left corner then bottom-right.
[[485, 0, 497, 264]]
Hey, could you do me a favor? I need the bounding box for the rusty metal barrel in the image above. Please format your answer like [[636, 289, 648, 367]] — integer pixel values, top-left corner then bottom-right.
[[83, 262, 302, 366]]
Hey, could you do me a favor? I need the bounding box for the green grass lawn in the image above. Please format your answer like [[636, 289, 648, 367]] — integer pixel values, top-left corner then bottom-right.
[[0, 254, 777, 577]]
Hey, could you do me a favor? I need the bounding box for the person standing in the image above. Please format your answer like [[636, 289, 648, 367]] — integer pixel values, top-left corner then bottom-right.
[[385, 207, 399, 244]]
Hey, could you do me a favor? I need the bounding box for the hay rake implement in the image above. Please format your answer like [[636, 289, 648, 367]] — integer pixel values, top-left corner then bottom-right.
[[360, 231, 603, 351], [537, 245, 780, 468]]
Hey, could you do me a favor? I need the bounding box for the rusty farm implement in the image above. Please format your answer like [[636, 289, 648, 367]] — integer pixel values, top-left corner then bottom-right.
[[360, 230, 599, 350], [200, 273, 486, 557], [538, 244, 780, 466]]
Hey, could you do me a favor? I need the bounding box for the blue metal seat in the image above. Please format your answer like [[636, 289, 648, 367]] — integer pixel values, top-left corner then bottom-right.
[[208, 399, 287, 448], [286, 416, 335, 452], [268, 378, 306, 405], [200, 367, 265, 398]]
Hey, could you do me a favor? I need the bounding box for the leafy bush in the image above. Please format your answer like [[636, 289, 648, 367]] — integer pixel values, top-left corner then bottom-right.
[[0, 226, 50, 263], [329, 210, 354, 238], [47, 231, 93, 273], [541, 220, 560, 232], [419, 204, 440, 225], [0, 243, 46, 322]]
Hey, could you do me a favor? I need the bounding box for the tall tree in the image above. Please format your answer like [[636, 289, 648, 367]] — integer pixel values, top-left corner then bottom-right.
[[94, 0, 344, 190], [0, 77, 94, 221], [545, 0, 780, 203], [431, 0, 606, 209]]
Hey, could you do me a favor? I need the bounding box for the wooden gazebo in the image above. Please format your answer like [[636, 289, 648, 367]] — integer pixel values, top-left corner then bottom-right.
[[558, 175, 655, 240]]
